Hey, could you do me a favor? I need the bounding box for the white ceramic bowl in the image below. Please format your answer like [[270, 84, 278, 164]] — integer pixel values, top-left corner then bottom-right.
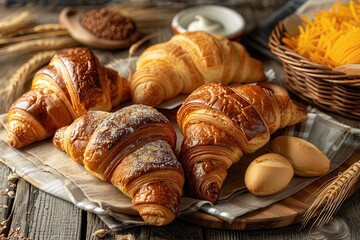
[[171, 5, 246, 40]]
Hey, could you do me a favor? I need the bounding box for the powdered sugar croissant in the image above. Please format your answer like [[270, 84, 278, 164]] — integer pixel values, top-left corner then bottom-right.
[[53, 104, 184, 226], [7, 48, 130, 148], [177, 83, 307, 203], [131, 31, 266, 106]]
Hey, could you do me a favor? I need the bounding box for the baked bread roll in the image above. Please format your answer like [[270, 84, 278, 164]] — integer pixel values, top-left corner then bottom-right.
[[245, 153, 294, 196], [131, 31, 266, 106], [271, 136, 330, 177], [177, 82, 307, 203], [53, 104, 184, 226], [7, 48, 130, 148]]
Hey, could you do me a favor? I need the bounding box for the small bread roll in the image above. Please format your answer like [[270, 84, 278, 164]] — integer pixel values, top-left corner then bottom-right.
[[270, 136, 330, 177], [245, 153, 294, 196]]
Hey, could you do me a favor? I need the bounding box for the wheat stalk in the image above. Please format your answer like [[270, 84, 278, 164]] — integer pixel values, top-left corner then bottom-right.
[[4, 23, 67, 38], [0, 37, 78, 55], [0, 30, 70, 45], [302, 159, 360, 229], [1, 51, 56, 112], [128, 32, 157, 57], [7, 23, 67, 37], [0, 11, 34, 36], [33, 23, 67, 33]]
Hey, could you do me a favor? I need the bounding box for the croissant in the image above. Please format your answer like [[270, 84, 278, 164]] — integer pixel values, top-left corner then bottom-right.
[[7, 48, 130, 148], [177, 82, 307, 203], [53, 104, 185, 226], [130, 31, 266, 106]]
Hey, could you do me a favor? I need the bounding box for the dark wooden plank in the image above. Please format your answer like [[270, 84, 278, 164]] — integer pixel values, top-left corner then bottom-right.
[[91, 219, 204, 240], [205, 222, 307, 240], [86, 212, 116, 240], [332, 190, 360, 239], [86, 212, 153, 240], [146, 220, 203, 240], [0, 162, 13, 236], [205, 190, 360, 240], [116, 226, 150, 240], [10, 179, 83, 240]]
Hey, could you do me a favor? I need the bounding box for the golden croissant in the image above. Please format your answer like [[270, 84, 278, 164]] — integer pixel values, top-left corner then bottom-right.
[[177, 82, 307, 203], [53, 104, 185, 226], [7, 48, 130, 148], [131, 31, 266, 106]]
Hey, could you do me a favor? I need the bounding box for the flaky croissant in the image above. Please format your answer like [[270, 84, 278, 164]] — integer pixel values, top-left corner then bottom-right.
[[131, 31, 266, 106], [7, 48, 130, 148], [53, 104, 184, 226], [177, 82, 307, 203]]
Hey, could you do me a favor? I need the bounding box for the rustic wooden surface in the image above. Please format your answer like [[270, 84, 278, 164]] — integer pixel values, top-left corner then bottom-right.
[[1, 1, 360, 239]]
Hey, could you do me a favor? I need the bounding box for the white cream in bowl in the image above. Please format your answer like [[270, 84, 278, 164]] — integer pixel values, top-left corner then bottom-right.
[[171, 5, 246, 39]]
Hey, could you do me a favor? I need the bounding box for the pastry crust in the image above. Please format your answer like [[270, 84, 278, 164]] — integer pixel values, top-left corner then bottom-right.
[[53, 104, 184, 226], [7, 48, 130, 148], [131, 31, 266, 106]]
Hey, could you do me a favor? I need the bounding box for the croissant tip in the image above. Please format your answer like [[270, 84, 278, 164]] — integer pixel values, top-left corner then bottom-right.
[[7, 134, 22, 148], [136, 205, 176, 226], [7, 124, 33, 149], [205, 183, 220, 204], [142, 215, 174, 226], [193, 181, 220, 204]]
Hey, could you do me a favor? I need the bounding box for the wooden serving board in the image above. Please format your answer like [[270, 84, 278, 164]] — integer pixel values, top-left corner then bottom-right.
[[180, 149, 360, 230]]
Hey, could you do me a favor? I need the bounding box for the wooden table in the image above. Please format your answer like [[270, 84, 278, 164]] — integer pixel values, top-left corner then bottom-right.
[[1, 1, 360, 239]]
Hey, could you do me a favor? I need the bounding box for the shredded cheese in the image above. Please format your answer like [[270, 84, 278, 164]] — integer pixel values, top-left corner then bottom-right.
[[282, 0, 360, 68]]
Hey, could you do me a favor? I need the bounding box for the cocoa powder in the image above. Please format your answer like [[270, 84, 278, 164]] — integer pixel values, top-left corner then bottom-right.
[[80, 8, 136, 41]]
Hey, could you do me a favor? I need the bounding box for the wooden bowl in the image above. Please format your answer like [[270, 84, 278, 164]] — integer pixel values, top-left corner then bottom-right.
[[59, 7, 140, 50]]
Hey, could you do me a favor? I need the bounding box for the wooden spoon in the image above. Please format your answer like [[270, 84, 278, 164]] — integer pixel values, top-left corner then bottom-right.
[[59, 7, 140, 50]]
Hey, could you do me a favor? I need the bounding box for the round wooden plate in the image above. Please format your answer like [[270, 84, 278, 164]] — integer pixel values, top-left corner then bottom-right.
[[180, 149, 360, 230]]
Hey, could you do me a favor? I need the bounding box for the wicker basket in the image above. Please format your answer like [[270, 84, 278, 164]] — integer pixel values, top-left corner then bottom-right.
[[269, 21, 360, 120]]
